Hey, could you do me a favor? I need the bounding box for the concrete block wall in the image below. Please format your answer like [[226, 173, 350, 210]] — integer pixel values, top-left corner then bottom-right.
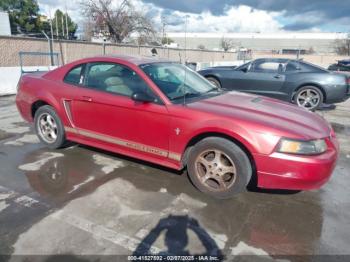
[[253, 53, 348, 68]]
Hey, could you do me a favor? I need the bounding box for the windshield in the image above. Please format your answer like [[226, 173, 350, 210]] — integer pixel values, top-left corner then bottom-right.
[[140, 62, 219, 103], [235, 61, 251, 71]]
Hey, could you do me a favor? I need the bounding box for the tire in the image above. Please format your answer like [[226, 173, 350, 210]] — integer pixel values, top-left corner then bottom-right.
[[187, 137, 252, 199], [34, 105, 67, 149], [294, 86, 324, 111], [206, 77, 221, 89]]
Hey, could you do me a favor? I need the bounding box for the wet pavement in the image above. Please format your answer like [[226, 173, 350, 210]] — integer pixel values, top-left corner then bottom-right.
[[0, 95, 350, 261]]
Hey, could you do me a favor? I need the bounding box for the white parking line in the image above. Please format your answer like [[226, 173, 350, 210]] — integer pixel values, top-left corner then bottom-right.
[[92, 154, 126, 174], [13, 195, 39, 208], [0, 185, 49, 210], [4, 134, 39, 146]]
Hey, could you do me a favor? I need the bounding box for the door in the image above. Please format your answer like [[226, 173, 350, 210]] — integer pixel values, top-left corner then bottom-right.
[[232, 60, 286, 99], [69, 62, 170, 159]]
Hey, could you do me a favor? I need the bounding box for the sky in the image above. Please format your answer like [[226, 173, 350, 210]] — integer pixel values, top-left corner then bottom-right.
[[37, 0, 350, 34]]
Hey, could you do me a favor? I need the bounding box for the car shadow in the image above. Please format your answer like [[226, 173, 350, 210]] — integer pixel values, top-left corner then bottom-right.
[[319, 103, 336, 111], [133, 215, 223, 259]]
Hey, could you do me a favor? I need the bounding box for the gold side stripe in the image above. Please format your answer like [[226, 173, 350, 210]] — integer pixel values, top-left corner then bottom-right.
[[168, 152, 182, 161], [64, 126, 182, 161], [65, 126, 78, 134]]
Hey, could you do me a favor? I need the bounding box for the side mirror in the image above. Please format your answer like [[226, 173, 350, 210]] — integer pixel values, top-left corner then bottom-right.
[[241, 67, 248, 73], [131, 92, 156, 103]]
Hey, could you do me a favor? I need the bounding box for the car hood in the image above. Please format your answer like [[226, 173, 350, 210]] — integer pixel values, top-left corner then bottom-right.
[[188, 91, 332, 139]]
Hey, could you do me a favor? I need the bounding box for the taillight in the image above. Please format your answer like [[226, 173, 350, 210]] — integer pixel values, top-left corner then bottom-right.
[[346, 77, 350, 85]]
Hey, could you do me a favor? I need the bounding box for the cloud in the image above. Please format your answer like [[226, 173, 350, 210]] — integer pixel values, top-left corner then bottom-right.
[[157, 6, 282, 33], [37, 0, 350, 32], [143, 0, 350, 31]]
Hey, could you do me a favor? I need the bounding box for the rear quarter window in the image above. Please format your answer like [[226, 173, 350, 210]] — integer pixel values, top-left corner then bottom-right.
[[64, 65, 84, 85]]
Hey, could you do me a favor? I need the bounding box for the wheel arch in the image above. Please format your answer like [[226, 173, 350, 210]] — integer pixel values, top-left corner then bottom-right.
[[31, 100, 51, 118], [204, 75, 222, 85], [31, 94, 62, 120], [293, 83, 327, 102]]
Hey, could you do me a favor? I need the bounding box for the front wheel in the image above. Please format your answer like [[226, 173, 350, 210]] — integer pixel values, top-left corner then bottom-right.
[[294, 86, 323, 111], [187, 137, 252, 199], [206, 77, 221, 89]]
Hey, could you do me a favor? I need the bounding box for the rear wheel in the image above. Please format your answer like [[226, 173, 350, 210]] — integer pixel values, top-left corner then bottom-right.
[[34, 105, 67, 149], [206, 77, 221, 89], [295, 86, 323, 111], [187, 137, 252, 199]]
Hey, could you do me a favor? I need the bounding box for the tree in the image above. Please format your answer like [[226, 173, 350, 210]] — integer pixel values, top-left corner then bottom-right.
[[0, 0, 42, 34], [220, 37, 235, 52], [334, 34, 350, 56], [51, 9, 78, 39], [81, 0, 155, 43], [161, 37, 174, 45]]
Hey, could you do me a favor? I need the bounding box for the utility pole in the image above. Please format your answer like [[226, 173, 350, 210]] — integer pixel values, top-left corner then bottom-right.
[[49, 10, 54, 41], [184, 15, 189, 64], [162, 16, 166, 45], [55, 14, 59, 40], [65, 4, 69, 40], [49, 10, 54, 65], [61, 15, 65, 38], [42, 30, 54, 66]]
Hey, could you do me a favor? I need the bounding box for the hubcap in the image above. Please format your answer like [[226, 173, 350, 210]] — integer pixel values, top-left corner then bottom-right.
[[296, 89, 320, 110], [195, 149, 237, 192], [37, 113, 58, 143]]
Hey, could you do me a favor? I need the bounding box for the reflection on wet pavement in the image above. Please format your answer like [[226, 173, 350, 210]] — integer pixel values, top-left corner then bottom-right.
[[1, 95, 350, 261]]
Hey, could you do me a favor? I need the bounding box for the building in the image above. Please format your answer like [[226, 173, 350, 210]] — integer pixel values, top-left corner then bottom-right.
[[167, 32, 348, 54], [0, 11, 11, 36]]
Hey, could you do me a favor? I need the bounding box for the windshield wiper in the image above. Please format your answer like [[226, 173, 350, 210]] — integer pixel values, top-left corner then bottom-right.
[[170, 91, 202, 101], [204, 88, 221, 94]]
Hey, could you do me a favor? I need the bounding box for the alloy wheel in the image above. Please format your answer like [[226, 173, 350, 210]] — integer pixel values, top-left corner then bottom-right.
[[194, 149, 237, 192], [208, 79, 220, 89], [296, 89, 321, 110], [37, 113, 58, 143]]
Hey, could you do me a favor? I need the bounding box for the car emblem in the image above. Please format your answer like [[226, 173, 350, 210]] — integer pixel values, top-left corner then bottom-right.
[[175, 128, 181, 135]]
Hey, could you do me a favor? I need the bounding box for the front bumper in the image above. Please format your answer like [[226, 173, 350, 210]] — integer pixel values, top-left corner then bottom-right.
[[254, 137, 339, 190]]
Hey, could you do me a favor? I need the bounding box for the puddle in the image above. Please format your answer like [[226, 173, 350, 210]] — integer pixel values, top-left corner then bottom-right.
[[0, 130, 15, 141]]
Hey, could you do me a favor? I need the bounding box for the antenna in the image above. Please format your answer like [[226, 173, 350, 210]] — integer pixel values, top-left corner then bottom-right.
[[182, 15, 189, 106]]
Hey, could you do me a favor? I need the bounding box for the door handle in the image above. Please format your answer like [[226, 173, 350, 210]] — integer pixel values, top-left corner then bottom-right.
[[82, 96, 93, 102], [274, 75, 282, 79]]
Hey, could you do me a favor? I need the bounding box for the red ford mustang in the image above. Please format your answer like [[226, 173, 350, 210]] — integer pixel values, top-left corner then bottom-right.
[[16, 55, 339, 198]]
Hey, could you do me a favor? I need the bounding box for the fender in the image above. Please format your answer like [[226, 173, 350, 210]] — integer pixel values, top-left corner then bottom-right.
[[31, 79, 69, 126]]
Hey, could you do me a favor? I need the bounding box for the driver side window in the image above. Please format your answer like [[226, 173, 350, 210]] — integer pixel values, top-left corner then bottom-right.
[[84, 62, 159, 102], [251, 61, 284, 73]]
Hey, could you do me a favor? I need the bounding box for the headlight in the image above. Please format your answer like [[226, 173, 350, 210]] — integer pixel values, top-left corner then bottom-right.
[[277, 138, 327, 155]]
